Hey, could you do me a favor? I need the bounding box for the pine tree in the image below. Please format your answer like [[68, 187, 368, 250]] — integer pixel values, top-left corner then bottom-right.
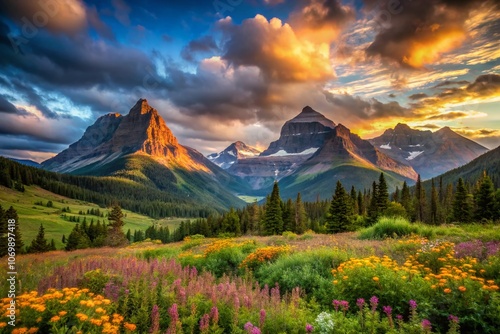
[[350, 186, 358, 216], [357, 191, 364, 215], [475, 173, 496, 221], [0, 205, 7, 257], [401, 181, 412, 218], [326, 181, 353, 233], [28, 224, 51, 253], [430, 179, 438, 225], [452, 178, 472, 223], [295, 193, 307, 234], [377, 173, 389, 214], [65, 224, 91, 251], [5, 206, 23, 253], [49, 239, 56, 251], [126, 229, 132, 242], [414, 175, 426, 222], [263, 182, 283, 235], [282, 199, 295, 232], [62, 234, 66, 244], [368, 181, 379, 224], [105, 205, 128, 247]]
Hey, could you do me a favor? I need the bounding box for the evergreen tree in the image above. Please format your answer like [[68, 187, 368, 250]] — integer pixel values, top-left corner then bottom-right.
[[357, 191, 364, 215], [28, 224, 51, 253], [368, 181, 379, 224], [105, 205, 128, 247], [222, 208, 241, 235], [62, 234, 66, 244], [350, 186, 358, 216], [49, 239, 56, 251], [326, 181, 353, 233], [401, 181, 412, 218], [475, 173, 496, 221], [282, 199, 294, 232], [430, 179, 438, 225], [414, 175, 426, 222], [295, 193, 307, 234], [263, 182, 284, 235], [377, 173, 389, 214], [126, 229, 132, 242], [5, 206, 23, 253], [452, 178, 472, 223], [0, 205, 7, 257], [65, 224, 91, 251]]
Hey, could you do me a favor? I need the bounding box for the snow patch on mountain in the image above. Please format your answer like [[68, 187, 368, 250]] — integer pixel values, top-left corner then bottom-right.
[[380, 143, 392, 149], [406, 151, 424, 160], [268, 147, 319, 157]]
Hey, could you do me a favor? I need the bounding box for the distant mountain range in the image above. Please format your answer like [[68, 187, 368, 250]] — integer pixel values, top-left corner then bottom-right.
[[209, 106, 418, 200], [42, 99, 247, 209], [38, 99, 492, 204], [369, 124, 488, 180], [208, 141, 261, 169]]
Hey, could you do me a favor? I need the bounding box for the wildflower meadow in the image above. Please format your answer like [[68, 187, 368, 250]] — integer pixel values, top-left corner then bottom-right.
[[2, 219, 500, 333]]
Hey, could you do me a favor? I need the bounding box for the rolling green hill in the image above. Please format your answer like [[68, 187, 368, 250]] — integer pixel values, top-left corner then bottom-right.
[[0, 185, 184, 249]]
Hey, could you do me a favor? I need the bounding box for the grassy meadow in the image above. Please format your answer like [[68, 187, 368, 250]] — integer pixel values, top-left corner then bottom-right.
[[0, 185, 183, 248], [1, 218, 500, 333]]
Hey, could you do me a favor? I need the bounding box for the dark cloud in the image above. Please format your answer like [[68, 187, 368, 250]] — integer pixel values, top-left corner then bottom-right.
[[324, 92, 412, 120], [364, 0, 498, 68], [0, 96, 21, 114], [408, 93, 428, 100], [426, 111, 469, 121], [415, 124, 440, 130], [181, 35, 219, 62], [466, 74, 500, 94], [291, 0, 356, 31], [433, 80, 470, 88]]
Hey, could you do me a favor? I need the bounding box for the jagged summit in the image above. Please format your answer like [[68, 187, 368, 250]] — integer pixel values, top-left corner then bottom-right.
[[129, 98, 155, 116], [208, 141, 261, 169], [42, 99, 204, 173], [289, 106, 336, 128], [370, 124, 488, 179], [260, 106, 336, 156]]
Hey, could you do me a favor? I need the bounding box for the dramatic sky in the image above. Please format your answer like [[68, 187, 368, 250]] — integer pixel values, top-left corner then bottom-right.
[[0, 0, 499, 162]]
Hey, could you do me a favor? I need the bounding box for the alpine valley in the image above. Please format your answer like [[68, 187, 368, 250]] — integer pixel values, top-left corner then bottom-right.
[[38, 100, 492, 204]]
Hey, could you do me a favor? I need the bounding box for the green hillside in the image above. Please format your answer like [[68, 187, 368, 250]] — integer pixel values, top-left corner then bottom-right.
[[421, 145, 500, 189], [0, 185, 183, 249]]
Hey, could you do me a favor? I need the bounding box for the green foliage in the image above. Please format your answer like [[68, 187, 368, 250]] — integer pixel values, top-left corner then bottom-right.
[[256, 248, 350, 306], [263, 182, 284, 235], [326, 181, 353, 233], [452, 178, 473, 223], [358, 217, 436, 240], [27, 224, 52, 253], [78, 269, 112, 294]]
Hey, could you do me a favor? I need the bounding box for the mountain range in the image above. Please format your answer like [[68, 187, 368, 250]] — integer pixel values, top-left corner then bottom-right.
[[42, 99, 247, 209], [40, 99, 492, 205], [369, 124, 488, 179]]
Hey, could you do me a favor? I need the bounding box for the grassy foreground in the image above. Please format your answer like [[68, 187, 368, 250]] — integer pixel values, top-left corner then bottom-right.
[[1, 219, 500, 333]]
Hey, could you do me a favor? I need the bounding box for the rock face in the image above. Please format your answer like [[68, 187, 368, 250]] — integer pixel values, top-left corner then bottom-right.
[[43, 99, 208, 173], [208, 141, 261, 169], [369, 124, 488, 179], [261, 106, 335, 156], [226, 107, 418, 199]]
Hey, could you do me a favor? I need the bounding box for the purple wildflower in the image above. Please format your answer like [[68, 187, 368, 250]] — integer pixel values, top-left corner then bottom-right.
[[149, 304, 160, 333], [199, 314, 210, 332], [306, 323, 314, 333], [396, 314, 403, 321], [333, 299, 341, 311], [448, 314, 459, 323], [259, 309, 266, 328], [383, 305, 392, 316], [244, 322, 254, 331], [356, 298, 365, 311], [422, 319, 432, 331], [210, 306, 219, 325], [340, 300, 349, 312], [370, 296, 379, 312], [409, 300, 417, 310]]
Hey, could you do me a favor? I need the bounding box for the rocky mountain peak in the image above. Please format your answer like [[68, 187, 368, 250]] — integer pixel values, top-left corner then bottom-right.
[[394, 123, 412, 132], [129, 98, 155, 116], [290, 106, 336, 128]]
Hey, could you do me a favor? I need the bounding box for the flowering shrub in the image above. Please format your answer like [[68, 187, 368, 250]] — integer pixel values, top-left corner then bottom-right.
[[0, 288, 135, 334], [332, 239, 500, 333], [240, 245, 292, 271]]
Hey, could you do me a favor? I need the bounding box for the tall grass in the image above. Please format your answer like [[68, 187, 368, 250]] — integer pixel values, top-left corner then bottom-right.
[[358, 216, 500, 242]]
